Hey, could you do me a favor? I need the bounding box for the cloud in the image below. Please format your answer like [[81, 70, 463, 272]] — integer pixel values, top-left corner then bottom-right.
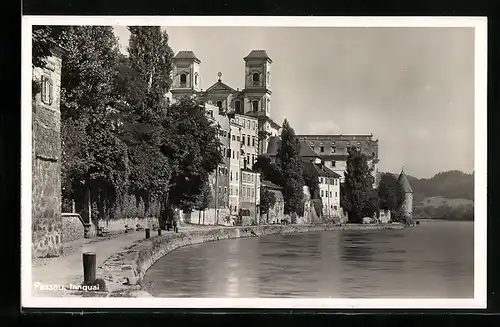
[[305, 120, 341, 134]]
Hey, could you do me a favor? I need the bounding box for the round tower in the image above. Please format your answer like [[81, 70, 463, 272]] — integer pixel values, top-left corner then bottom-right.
[[397, 168, 413, 223]]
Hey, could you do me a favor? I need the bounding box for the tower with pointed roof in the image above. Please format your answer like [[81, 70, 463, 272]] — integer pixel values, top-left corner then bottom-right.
[[171, 50, 202, 100], [397, 168, 414, 223]]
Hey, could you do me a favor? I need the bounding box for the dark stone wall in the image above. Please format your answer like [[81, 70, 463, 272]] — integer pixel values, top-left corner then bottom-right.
[[32, 53, 63, 258]]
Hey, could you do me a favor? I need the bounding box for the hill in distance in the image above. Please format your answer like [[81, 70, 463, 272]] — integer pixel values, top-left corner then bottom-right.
[[381, 170, 474, 206]]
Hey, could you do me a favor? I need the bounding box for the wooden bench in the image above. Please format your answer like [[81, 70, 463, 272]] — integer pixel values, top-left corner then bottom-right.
[[97, 226, 110, 237]]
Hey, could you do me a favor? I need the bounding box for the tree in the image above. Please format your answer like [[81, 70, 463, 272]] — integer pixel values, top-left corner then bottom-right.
[[194, 178, 213, 224], [32, 26, 68, 68], [303, 163, 321, 200], [341, 147, 376, 223], [116, 27, 175, 218], [253, 154, 283, 187], [59, 26, 129, 227], [276, 119, 304, 217], [260, 188, 277, 223], [377, 173, 404, 211], [363, 188, 380, 218], [159, 98, 223, 227]]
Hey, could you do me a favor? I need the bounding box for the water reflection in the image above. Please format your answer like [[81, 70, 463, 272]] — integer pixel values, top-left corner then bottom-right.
[[143, 221, 474, 298]]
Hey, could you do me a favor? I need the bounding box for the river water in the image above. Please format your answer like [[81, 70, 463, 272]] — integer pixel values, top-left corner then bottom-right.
[[143, 220, 474, 298]]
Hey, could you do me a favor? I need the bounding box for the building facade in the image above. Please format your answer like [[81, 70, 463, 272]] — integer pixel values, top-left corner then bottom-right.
[[230, 113, 259, 169], [228, 121, 241, 214], [206, 103, 230, 211], [239, 168, 261, 224], [303, 160, 342, 218], [296, 134, 380, 187]]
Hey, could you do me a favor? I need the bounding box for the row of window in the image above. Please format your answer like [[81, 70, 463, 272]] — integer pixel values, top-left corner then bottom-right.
[[241, 172, 256, 183], [235, 117, 257, 131], [226, 185, 257, 198], [323, 205, 339, 210], [321, 190, 338, 198], [217, 129, 258, 144], [311, 141, 365, 147], [319, 177, 339, 185], [179, 71, 267, 88], [218, 164, 258, 180], [241, 134, 256, 147], [220, 146, 257, 165], [218, 99, 269, 113]]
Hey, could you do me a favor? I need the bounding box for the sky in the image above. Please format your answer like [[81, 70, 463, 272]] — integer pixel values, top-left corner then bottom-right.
[[113, 26, 475, 178]]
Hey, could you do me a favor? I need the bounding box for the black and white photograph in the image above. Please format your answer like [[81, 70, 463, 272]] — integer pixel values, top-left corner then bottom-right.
[[22, 16, 487, 309]]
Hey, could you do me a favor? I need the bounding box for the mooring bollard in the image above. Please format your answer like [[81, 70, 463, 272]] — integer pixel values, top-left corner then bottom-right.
[[158, 229, 162, 236], [145, 228, 150, 239], [83, 252, 96, 285]]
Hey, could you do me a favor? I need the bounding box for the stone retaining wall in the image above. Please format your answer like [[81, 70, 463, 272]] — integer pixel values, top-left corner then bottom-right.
[[98, 223, 405, 297], [61, 214, 85, 243]]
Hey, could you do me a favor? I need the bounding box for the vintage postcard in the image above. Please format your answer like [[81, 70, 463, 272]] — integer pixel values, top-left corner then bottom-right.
[[21, 16, 487, 309]]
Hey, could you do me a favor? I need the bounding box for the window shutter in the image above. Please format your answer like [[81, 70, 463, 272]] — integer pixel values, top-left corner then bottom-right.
[[40, 75, 47, 102], [48, 77, 53, 105]]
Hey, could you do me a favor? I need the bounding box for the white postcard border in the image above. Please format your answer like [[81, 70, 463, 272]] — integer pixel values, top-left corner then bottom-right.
[[21, 15, 488, 309]]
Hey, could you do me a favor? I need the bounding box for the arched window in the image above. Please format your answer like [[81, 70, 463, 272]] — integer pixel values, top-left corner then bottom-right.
[[194, 73, 198, 85], [180, 73, 187, 86], [252, 100, 259, 112], [252, 73, 260, 86], [234, 100, 241, 113], [216, 100, 223, 109]]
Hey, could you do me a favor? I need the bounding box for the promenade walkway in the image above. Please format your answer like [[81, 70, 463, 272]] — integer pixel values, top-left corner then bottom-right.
[[30, 223, 222, 297]]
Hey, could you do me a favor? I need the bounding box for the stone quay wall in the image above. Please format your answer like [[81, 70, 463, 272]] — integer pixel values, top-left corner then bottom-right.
[[97, 223, 405, 297]]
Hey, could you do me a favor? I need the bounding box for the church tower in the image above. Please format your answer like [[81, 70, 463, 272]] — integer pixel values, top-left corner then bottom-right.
[[171, 51, 201, 101], [242, 50, 272, 117]]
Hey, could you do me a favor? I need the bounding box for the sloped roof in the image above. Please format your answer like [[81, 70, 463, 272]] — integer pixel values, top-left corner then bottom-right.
[[303, 161, 342, 178], [267, 138, 320, 159], [299, 140, 320, 158], [397, 170, 413, 193], [244, 50, 272, 62], [173, 51, 201, 63]]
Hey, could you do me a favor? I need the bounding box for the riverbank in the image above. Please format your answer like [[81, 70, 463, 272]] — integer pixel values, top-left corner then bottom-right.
[[70, 223, 405, 298]]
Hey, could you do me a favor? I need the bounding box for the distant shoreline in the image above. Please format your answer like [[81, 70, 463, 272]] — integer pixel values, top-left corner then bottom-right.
[[414, 217, 474, 221]]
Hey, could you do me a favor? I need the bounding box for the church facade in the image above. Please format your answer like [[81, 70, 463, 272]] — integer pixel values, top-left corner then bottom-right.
[[170, 50, 281, 155]]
